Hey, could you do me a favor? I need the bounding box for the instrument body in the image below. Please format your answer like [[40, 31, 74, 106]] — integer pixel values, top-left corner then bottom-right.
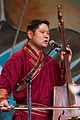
[[53, 85, 80, 120]]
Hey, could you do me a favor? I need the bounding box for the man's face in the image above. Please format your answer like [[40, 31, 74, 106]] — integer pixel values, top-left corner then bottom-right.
[[29, 23, 50, 50]]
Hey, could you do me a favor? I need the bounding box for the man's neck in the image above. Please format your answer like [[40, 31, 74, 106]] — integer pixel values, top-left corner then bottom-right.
[[28, 42, 42, 56]]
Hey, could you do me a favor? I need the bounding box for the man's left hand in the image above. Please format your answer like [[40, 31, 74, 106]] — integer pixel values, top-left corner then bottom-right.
[[61, 45, 72, 64]]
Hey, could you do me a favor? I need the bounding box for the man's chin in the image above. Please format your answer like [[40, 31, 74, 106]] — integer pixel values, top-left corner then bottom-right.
[[38, 44, 48, 50], [42, 45, 47, 49], [43, 44, 48, 48]]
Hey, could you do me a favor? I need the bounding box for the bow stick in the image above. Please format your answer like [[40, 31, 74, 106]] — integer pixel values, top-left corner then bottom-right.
[[0, 105, 80, 110]]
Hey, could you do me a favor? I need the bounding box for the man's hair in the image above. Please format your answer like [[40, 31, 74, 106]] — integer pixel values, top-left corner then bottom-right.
[[27, 19, 49, 34]]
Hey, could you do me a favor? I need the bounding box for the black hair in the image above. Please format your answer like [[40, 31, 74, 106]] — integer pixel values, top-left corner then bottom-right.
[[27, 19, 49, 34]]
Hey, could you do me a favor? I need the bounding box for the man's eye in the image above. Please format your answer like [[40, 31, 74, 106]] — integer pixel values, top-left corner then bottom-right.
[[41, 31, 44, 33], [40, 30, 49, 34]]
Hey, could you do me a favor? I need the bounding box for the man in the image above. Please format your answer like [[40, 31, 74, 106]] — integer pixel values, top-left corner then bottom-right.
[[0, 19, 72, 120]]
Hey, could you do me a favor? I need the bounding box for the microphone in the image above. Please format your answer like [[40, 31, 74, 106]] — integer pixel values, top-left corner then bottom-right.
[[49, 40, 61, 48]]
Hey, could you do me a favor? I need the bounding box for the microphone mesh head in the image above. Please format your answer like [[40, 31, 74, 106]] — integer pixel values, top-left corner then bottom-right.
[[49, 40, 55, 46]]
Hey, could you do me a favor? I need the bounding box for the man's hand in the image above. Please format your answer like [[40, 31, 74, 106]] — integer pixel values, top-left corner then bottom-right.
[[61, 45, 72, 64], [0, 100, 14, 112]]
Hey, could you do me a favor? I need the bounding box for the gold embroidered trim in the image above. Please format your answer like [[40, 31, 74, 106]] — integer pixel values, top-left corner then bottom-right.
[[23, 51, 43, 80], [15, 110, 49, 117], [29, 58, 36, 66], [24, 47, 38, 60], [17, 48, 44, 91]]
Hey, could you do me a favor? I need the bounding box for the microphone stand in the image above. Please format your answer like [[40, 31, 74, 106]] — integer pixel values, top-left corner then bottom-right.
[[16, 45, 58, 120]]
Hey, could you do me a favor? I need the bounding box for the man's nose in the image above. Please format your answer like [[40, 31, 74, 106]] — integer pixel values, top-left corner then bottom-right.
[[44, 32, 49, 39]]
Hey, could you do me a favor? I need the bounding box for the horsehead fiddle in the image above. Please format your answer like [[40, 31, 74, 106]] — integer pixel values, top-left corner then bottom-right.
[[52, 4, 80, 120], [57, 4, 75, 106]]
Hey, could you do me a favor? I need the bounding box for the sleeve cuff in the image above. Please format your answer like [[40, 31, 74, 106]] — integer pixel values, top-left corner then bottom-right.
[[0, 89, 8, 102]]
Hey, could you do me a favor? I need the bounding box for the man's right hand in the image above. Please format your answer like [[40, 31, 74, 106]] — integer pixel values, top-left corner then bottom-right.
[[0, 100, 14, 112]]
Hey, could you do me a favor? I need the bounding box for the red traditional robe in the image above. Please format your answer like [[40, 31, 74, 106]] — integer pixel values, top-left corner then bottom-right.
[[0, 44, 65, 120]]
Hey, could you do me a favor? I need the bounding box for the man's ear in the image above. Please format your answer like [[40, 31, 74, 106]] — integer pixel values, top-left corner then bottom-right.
[[27, 30, 33, 39]]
